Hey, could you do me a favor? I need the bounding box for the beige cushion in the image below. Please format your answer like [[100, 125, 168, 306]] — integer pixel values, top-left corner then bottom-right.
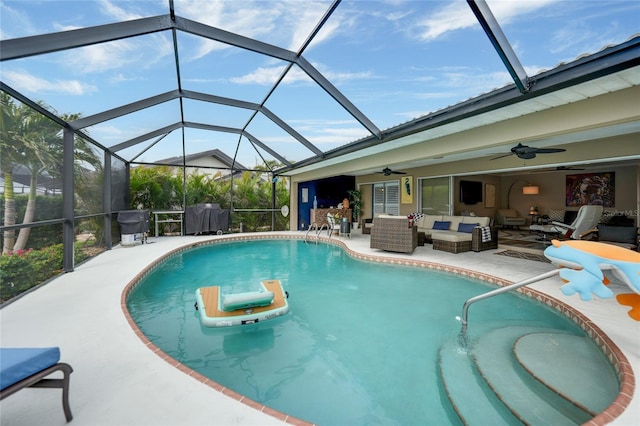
[[421, 215, 443, 229], [463, 216, 490, 227], [431, 230, 473, 242], [443, 215, 463, 230], [377, 214, 405, 220]]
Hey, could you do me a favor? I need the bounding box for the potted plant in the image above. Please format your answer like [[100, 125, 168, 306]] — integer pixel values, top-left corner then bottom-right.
[[347, 189, 362, 229]]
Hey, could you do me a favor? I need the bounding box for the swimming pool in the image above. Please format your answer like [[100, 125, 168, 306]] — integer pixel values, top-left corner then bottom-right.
[[125, 238, 621, 425]]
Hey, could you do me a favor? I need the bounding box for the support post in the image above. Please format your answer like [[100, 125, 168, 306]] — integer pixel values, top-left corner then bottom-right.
[[62, 129, 75, 272]]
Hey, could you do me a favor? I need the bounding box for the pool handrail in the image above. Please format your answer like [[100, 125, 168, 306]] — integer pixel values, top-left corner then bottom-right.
[[305, 222, 329, 244], [459, 269, 561, 345]]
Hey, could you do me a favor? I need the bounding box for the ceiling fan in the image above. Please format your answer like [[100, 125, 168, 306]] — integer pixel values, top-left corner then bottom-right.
[[377, 167, 406, 176], [491, 143, 566, 160]]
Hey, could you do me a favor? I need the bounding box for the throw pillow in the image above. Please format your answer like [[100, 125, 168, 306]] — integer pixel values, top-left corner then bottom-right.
[[598, 225, 638, 245], [548, 209, 565, 222], [432, 221, 451, 230], [458, 223, 479, 233]]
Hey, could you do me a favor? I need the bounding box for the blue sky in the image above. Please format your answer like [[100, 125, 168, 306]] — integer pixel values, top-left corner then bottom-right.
[[1, 0, 639, 168]]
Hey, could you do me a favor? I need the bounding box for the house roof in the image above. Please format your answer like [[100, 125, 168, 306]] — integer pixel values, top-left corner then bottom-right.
[[154, 148, 248, 171]]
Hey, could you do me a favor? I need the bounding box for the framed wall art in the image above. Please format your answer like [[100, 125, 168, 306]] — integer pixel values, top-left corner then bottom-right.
[[565, 172, 615, 207], [401, 176, 413, 204], [485, 183, 496, 208]]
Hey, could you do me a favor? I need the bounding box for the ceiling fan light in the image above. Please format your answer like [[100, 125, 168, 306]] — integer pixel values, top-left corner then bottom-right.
[[522, 185, 539, 195]]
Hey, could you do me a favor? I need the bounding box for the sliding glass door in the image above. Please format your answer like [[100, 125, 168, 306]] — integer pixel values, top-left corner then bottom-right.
[[419, 176, 452, 215]]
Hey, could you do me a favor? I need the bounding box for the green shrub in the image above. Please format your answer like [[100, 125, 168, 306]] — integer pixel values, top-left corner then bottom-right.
[[0, 244, 86, 303]]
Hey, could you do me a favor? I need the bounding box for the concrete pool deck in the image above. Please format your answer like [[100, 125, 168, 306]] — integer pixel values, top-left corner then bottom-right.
[[1, 231, 638, 425]]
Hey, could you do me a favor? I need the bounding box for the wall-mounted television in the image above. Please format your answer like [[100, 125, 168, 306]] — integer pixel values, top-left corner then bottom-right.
[[460, 180, 483, 205]]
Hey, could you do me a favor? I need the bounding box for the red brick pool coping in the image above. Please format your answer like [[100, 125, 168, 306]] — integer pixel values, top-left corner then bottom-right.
[[120, 234, 634, 425]]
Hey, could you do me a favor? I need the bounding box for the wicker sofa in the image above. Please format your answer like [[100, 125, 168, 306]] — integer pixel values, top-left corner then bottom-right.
[[370, 215, 418, 253], [414, 214, 497, 253]]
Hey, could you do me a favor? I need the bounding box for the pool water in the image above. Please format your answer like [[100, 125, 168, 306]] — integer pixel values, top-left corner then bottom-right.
[[127, 239, 586, 425]]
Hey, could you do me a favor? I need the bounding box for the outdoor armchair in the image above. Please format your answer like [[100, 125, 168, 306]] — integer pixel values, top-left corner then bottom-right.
[[496, 209, 526, 229]]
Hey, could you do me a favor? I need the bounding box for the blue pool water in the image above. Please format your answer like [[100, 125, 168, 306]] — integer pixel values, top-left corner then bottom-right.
[[127, 239, 585, 425]]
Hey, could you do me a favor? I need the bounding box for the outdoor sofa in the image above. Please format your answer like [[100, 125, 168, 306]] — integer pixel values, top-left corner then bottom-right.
[[414, 214, 497, 253]]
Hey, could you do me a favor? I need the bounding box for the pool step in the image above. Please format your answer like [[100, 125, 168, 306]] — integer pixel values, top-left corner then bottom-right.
[[440, 326, 617, 426], [513, 332, 618, 416], [439, 340, 521, 425], [473, 326, 592, 425]]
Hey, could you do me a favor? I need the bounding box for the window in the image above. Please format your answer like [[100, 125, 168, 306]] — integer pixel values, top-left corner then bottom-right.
[[373, 182, 399, 215], [419, 177, 452, 215]]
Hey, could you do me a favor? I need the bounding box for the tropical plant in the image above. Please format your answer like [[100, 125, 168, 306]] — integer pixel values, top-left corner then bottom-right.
[[130, 166, 182, 210], [347, 189, 362, 222], [128, 164, 290, 233]]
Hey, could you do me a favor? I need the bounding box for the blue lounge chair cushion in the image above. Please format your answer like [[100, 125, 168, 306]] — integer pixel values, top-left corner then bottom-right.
[[0, 347, 60, 390]]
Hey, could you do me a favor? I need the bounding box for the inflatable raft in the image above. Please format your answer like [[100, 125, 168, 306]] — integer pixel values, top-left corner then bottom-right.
[[195, 280, 289, 327]]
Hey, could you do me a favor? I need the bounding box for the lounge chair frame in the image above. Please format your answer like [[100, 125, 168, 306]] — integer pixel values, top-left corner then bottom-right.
[[0, 362, 73, 422]]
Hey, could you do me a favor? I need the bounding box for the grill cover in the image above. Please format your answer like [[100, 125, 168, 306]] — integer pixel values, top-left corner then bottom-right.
[[117, 210, 150, 234]]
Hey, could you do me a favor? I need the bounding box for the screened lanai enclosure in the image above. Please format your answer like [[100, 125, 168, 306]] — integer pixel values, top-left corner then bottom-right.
[[1, 0, 639, 302]]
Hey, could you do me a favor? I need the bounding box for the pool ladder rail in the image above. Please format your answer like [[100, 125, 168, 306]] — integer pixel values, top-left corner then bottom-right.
[[458, 269, 561, 346], [304, 222, 330, 243]]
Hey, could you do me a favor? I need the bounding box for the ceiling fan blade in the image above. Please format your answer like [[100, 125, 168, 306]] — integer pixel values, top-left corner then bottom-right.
[[490, 153, 514, 160], [391, 170, 406, 174], [535, 148, 566, 154]]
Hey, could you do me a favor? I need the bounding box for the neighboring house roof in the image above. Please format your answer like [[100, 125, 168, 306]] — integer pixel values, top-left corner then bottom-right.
[[155, 149, 248, 172], [0, 165, 62, 194]]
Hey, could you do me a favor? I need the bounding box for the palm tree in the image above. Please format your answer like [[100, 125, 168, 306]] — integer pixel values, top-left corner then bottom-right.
[[1, 93, 101, 252], [1, 93, 25, 254], [12, 108, 61, 250]]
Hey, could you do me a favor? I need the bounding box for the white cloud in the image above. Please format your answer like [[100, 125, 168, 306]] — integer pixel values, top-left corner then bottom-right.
[[68, 40, 140, 74], [414, 0, 558, 41], [285, 1, 342, 52], [414, 2, 477, 41], [230, 66, 290, 85], [0, 2, 37, 38], [98, 0, 145, 21], [230, 63, 374, 86], [2, 70, 97, 96], [58, 31, 173, 75], [174, 0, 338, 59], [176, 0, 280, 59]]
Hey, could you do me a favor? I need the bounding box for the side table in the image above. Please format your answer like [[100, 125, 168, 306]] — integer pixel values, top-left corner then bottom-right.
[[153, 210, 184, 237], [339, 221, 351, 239]]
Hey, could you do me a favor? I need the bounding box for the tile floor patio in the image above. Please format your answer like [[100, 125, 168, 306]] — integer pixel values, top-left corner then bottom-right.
[[1, 230, 638, 425]]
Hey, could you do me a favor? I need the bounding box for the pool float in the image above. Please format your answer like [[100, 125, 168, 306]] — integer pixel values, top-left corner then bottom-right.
[[195, 280, 289, 327], [544, 240, 640, 320]]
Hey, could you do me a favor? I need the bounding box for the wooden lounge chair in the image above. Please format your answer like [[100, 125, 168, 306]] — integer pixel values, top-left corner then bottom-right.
[[0, 347, 73, 422]]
